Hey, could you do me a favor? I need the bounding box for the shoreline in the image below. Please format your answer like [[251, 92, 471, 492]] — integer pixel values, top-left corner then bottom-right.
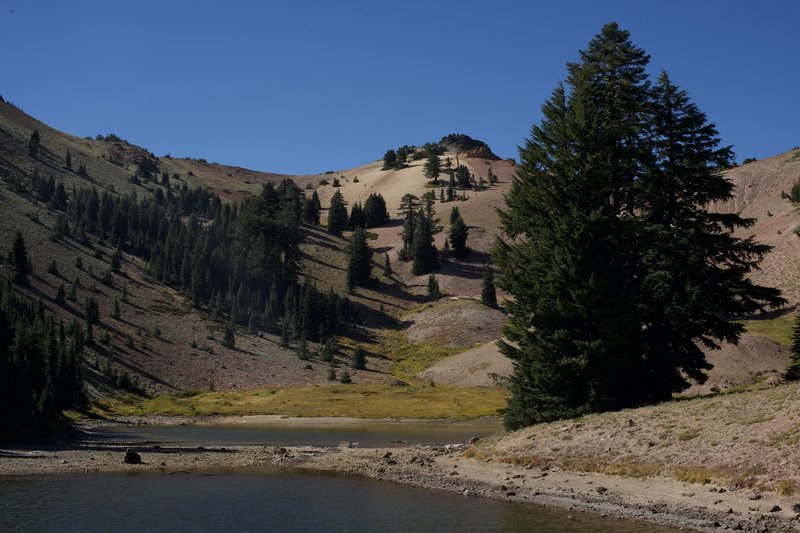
[[1, 417, 798, 532]]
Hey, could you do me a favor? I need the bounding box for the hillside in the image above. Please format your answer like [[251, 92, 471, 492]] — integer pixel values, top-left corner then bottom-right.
[[0, 100, 511, 416], [2, 98, 799, 419]]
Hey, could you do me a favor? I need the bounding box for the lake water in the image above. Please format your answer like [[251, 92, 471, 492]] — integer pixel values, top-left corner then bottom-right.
[[0, 469, 676, 532], [96, 420, 502, 447]]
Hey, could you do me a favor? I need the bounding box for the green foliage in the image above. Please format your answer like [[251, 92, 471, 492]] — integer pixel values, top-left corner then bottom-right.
[[346, 227, 373, 292], [454, 165, 471, 189], [28, 129, 40, 158], [222, 323, 235, 349], [423, 152, 441, 181], [789, 179, 800, 204], [0, 282, 86, 437], [327, 189, 348, 236], [351, 346, 366, 370], [427, 274, 441, 298], [302, 190, 321, 225], [382, 149, 397, 170], [327, 368, 337, 381], [10, 232, 31, 284], [449, 212, 469, 258], [84, 297, 100, 326], [363, 193, 389, 227], [494, 23, 784, 430], [338, 369, 352, 384], [47, 259, 59, 276], [481, 267, 497, 308], [786, 314, 800, 380]]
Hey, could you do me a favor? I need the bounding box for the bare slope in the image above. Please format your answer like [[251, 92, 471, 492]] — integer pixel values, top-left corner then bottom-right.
[[714, 150, 800, 302]]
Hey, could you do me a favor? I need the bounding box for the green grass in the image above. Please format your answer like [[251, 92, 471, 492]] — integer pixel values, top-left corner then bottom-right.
[[740, 314, 794, 346], [100, 383, 509, 420], [384, 331, 463, 381]]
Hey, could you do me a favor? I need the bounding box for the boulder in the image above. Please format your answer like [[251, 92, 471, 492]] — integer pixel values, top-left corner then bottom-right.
[[123, 450, 142, 464]]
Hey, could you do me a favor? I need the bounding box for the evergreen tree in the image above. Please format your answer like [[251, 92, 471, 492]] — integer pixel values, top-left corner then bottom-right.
[[786, 313, 800, 381], [494, 23, 784, 430], [351, 346, 366, 370], [84, 297, 100, 325], [411, 211, 437, 275], [383, 252, 392, 277], [327, 190, 348, 236], [55, 283, 66, 304], [338, 369, 352, 384], [481, 267, 497, 308], [65, 149, 73, 171], [348, 202, 365, 229], [427, 274, 441, 298], [10, 232, 31, 284], [112, 298, 121, 320], [303, 192, 321, 225], [449, 212, 469, 258], [363, 193, 389, 227], [382, 149, 397, 170], [346, 227, 373, 290], [455, 165, 471, 188], [423, 152, 441, 182], [223, 322, 235, 348], [28, 129, 40, 158]]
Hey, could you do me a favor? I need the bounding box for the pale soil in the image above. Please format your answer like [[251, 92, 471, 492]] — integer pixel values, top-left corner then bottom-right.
[[403, 298, 506, 347], [2, 415, 799, 532], [714, 150, 800, 303], [419, 341, 512, 387]]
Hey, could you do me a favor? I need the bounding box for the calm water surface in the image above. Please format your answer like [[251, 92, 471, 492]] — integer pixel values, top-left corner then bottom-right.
[[98, 420, 502, 447], [0, 470, 676, 532]]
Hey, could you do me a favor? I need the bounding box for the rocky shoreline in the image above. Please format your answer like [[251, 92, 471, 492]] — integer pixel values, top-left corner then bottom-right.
[[1, 419, 798, 532]]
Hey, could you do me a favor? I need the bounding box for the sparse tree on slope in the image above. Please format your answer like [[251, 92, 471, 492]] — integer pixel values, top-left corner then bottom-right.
[[327, 190, 348, 236]]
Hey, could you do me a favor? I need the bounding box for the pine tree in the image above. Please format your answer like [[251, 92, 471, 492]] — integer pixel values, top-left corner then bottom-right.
[[449, 213, 469, 258], [481, 267, 497, 308], [55, 283, 66, 304], [351, 346, 366, 370], [65, 150, 73, 171], [787, 313, 800, 381], [223, 322, 235, 348], [346, 227, 373, 290], [494, 23, 784, 430], [10, 232, 31, 284], [382, 149, 397, 170], [423, 152, 441, 182], [327, 190, 348, 236], [411, 211, 437, 275], [28, 129, 40, 158], [383, 252, 392, 277], [112, 298, 121, 320], [427, 274, 441, 298]]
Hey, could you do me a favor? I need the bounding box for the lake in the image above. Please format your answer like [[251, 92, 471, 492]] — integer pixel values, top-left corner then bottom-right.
[[0, 469, 676, 532], [95, 419, 502, 447]]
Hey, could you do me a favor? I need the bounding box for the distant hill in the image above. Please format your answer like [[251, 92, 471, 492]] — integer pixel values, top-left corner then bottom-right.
[[0, 100, 512, 406]]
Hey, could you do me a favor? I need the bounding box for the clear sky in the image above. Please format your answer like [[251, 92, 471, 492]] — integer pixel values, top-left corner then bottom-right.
[[1, 1, 797, 174]]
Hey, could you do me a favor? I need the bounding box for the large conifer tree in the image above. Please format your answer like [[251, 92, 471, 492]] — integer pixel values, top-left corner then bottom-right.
[[494, 23, 783, 430], [327, 190, 348, 236]]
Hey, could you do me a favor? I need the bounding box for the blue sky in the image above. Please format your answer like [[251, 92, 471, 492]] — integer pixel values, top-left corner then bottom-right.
[[1, 1, 797, 174]]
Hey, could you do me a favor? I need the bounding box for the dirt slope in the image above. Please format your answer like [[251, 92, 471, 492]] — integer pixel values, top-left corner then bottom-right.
[[714, 150, 800, 303]]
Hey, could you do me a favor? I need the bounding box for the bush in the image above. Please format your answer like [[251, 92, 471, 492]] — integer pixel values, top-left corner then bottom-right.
[[339, 369, 352, 384]]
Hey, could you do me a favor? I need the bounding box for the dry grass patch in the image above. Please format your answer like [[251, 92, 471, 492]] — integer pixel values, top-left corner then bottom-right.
[[103, 383, 508, 420]]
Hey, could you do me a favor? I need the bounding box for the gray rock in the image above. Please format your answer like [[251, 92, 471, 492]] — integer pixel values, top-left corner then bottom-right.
[[769, 505, 781, 512], [747, 492, 762, 501], [596, 486, 608, 494], [792, 503, 800, 513]]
